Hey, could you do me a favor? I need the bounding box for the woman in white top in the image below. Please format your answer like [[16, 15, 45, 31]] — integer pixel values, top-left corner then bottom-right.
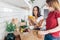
[[28, 6, 44, 29]]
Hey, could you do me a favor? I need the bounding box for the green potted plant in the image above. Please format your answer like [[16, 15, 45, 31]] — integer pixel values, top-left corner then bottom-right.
[[6, 22, 16, 33], [6, 18, 18, 33]]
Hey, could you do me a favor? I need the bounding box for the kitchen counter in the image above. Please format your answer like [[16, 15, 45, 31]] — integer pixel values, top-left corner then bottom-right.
[[4, 30, 44, 40], [19, 30, 44, 40]]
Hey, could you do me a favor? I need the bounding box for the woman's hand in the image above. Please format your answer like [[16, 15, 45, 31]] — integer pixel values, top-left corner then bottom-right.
[[38, 31, 49, 35]]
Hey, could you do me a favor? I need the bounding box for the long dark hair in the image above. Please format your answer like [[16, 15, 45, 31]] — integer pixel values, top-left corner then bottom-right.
[[33, 6, 41, 17]]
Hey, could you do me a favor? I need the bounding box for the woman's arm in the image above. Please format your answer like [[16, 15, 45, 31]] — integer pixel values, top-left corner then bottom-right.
[[47, 18, 60, 33], [31, 17, 44, 28], [38, 19, 44, 28], [29, 20, 33, 26], [38, 18, 60, 35], [28, 16, 44, 28], [29, 18, 44, 28]]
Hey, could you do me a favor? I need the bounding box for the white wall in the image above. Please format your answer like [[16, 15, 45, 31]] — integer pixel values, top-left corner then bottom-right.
[[0, 2, 29, 22], [32, 0, 45, 8], [0, 2, 28, 40]]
